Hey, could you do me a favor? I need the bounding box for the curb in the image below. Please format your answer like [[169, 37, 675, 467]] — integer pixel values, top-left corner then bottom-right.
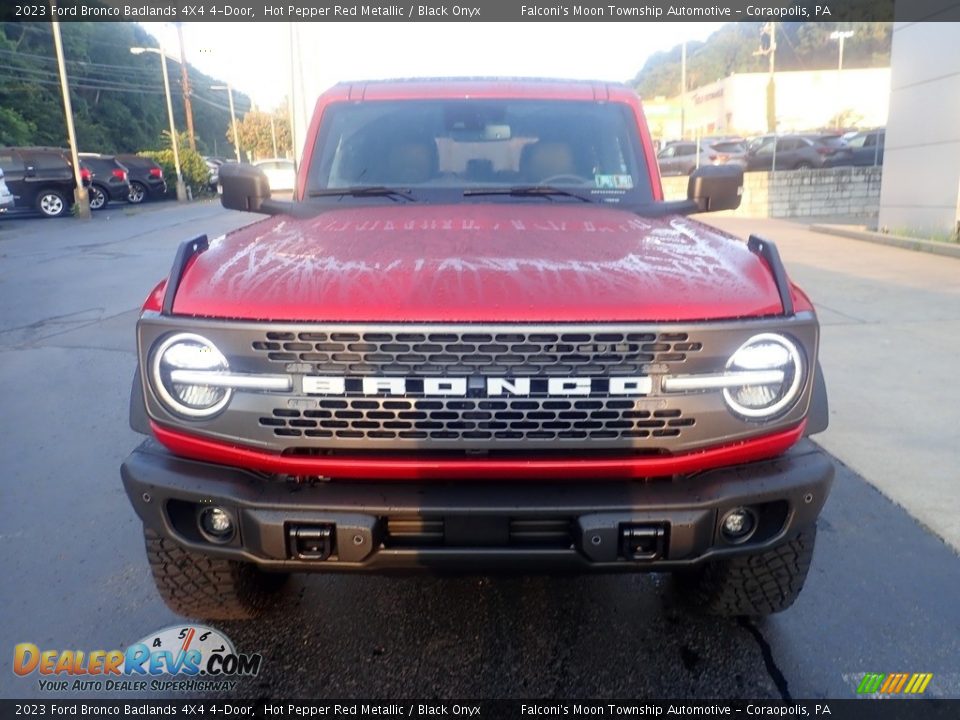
[[810, 224, 960, 260]]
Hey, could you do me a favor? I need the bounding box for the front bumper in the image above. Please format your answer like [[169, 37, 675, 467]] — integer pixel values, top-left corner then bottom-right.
[[106, 180, 132, 201], [121, 440, 833, 573]]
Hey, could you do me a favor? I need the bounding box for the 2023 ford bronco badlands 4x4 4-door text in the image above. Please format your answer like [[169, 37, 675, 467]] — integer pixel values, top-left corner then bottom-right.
[[122, 78, 832, 620]]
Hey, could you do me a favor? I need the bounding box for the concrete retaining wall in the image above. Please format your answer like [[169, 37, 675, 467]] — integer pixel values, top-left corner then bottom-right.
[[661, 166, 882, 219]]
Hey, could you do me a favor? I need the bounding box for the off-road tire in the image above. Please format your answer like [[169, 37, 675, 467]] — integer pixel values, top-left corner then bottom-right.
[[677, 526, 817, 617], [144, 527, 287, 620], [36, 188, 68, 218]]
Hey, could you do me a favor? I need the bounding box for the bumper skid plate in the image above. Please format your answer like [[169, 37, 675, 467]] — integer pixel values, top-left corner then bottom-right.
[[122, 439, 833, 572]]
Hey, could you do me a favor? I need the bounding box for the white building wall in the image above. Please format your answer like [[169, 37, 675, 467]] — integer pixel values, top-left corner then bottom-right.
[[878, 22, 960, 237], [682, 68, 890, 137]]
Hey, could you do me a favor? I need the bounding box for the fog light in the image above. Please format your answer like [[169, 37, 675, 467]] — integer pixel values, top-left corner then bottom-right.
[[720, 507, 756, 543], [199, 506, 234, 542]]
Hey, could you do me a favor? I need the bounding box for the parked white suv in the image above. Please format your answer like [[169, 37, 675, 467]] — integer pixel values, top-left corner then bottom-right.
[[0, 169, 14, 212]]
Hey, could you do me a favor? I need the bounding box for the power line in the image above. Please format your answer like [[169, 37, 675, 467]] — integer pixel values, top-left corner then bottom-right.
[[0, 76, 169, 95]]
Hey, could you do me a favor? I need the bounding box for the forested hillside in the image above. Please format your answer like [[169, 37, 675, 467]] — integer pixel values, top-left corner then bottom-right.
[[0, 22, 250, 155], [632, 22, 892, 98]]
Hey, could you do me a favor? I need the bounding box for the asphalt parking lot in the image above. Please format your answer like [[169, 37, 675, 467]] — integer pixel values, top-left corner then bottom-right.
[[0, 201, 958, 700]]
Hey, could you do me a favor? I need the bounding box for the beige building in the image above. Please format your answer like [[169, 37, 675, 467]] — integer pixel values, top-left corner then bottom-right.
[[878, 22, 960, 237], [649, 67, 891, 141]]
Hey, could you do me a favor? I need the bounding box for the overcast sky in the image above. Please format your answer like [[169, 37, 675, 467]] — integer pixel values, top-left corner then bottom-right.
[[141, 22, 727, 110]]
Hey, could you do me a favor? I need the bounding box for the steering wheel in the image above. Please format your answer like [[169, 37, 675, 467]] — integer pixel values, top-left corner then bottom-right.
[[538, 174, 590, 186]]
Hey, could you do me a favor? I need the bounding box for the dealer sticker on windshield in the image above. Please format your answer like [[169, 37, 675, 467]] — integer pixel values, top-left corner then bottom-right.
[[594, 174, 634, 189]]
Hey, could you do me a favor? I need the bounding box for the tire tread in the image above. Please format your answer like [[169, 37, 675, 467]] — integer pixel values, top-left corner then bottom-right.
[[144, 528, 285, 620], [682, 527, 816, 617]]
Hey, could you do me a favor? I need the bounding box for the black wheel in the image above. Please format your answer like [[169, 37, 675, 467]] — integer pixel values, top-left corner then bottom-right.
[[794, 161, 814, 170], [675, 526, 817, 617], [88, 184, 107, 211], [143, 527, 288, 620], [36, 188, 68, 218], [128, 181, 147, 204]]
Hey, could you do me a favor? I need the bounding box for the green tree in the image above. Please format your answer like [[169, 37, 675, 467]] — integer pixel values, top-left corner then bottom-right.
[[141, 131, 212, 197], [631, 22, 892, 99], [232, 107, 292, 161], [0, 21, 251, 157], [0, 107, 35, 145]]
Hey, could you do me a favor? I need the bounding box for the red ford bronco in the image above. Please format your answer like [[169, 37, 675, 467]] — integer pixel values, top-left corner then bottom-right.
[[122, 78, 832, 619]]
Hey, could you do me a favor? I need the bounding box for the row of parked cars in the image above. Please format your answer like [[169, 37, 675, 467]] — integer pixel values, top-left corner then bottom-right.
[[656, 128, 885, 176], [0, 146, 168, 218]]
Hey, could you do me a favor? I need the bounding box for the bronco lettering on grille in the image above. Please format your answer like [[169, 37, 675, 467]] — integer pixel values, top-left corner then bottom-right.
[[301, 376, 653, 397]]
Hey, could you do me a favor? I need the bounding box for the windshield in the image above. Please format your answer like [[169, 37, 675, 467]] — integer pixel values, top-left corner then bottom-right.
[[306, 99, 654, 205]]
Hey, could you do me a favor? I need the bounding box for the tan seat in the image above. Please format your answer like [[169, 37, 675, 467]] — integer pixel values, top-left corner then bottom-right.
[[384, 138, 438, 184], [520, 141, 577, 183]]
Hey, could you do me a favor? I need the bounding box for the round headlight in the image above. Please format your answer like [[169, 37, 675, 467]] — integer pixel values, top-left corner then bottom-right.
[[723, 333, 803, 419], [150, 333, 231, 418]]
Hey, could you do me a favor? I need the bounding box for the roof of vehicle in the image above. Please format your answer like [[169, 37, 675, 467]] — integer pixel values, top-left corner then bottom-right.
[[116, 154, 160, 165], [327, 77, 637, 102], [3, 146, 70, 155]]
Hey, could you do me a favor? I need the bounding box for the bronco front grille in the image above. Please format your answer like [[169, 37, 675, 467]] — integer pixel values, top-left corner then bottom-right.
[[138, 316, 820, 454], [251, 330, 702, 376], [259, 398, 695, 443]]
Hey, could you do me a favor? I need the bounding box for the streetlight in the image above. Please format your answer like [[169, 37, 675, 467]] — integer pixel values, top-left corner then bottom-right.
[[130, 45, 187, 202], [212, 83, 241, 163], [830, 30, 855, 71]]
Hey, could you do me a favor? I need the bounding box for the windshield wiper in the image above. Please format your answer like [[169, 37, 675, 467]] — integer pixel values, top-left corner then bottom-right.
[[463, 186, 593, 203], [308, 186, 416, 201]]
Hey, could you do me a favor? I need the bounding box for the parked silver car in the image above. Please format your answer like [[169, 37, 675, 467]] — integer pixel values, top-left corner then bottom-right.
[[657, 139, 749, 176], [0, 168, 14, 212]]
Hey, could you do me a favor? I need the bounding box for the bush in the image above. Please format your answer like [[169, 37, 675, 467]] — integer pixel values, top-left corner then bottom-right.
[[139, 148, 211, 198]]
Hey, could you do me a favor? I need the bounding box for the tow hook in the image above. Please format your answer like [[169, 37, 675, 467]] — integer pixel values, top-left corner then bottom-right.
[[287, 524, 335, 560], [620, 524, 667, 561]]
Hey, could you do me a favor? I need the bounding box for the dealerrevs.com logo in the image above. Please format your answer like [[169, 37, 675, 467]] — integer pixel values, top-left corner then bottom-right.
[[13, 625, 262, 693]]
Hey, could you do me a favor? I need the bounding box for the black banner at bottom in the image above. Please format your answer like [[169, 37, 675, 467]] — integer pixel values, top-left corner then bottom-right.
[[1, 700, 959, 720]]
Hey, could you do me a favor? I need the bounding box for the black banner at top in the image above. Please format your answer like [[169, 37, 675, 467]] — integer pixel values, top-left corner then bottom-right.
[[1, 700, 960, 720], [3, 0, 960, 23]]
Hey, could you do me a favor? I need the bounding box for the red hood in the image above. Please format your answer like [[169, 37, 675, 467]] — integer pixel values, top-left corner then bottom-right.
[[173, 205, 784, 322]]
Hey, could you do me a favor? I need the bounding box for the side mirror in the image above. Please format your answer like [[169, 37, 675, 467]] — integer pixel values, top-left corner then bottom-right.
[[220, 162, 271, 213], [687, 165, 743, 213]]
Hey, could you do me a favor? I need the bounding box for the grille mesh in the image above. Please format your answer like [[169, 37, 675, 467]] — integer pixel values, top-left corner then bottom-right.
[[260, 398, 695, 443], [252, 330, 702, 377]]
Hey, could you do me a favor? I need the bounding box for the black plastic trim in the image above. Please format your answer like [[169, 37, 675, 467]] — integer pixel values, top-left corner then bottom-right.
[[161, 235, 208, 316], [129, 365, 150, 435], [747, 235, 794, 317], [121, 438, 834, 573], [805, 360, 829, 436]]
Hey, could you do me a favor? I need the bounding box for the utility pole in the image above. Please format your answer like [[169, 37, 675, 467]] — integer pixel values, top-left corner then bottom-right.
[[753, 24, 777, 138], [212, 84, 241, 162], [288, 22, 299, 179], [680, 41, 687, 140], [175, 23, 197, 152], [270, 114, 278, 158], [131, 46, 187, 201], [50, 10, 90, 219], [830, 29, 855, 129], [765, 22, 777, 136]]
